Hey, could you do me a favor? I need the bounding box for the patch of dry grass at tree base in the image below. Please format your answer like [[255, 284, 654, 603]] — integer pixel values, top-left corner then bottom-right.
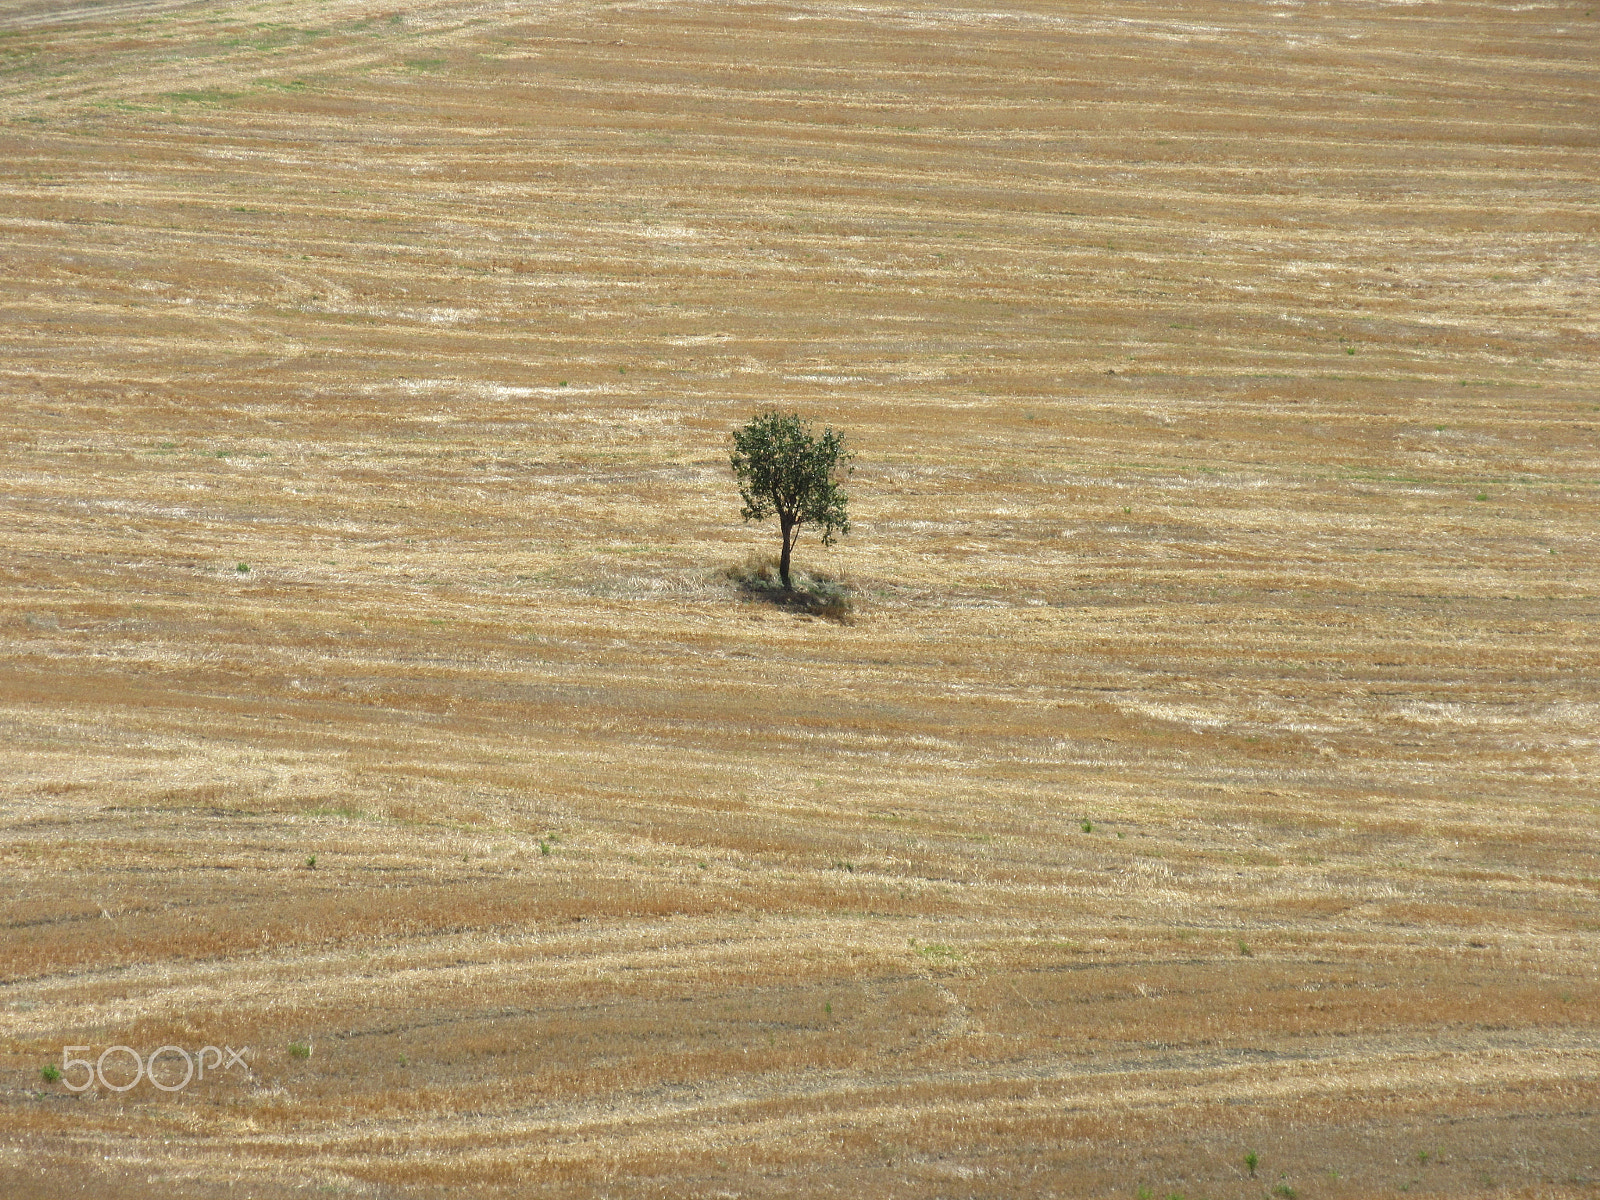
[[720, 552, 858, 621]]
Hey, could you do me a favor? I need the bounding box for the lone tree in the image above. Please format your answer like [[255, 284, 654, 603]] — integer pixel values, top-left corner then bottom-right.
[[730, 410, 852, 591]]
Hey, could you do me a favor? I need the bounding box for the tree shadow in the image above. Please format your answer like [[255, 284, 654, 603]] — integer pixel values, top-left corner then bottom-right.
[[720, 555, 856, 623]]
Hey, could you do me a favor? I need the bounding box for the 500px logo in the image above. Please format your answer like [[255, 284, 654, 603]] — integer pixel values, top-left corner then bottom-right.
[[48, 1045, 250, 1093]]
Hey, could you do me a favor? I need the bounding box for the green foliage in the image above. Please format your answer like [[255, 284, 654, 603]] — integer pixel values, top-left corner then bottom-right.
[[1244, 1151, 1259, 1177], [288, 1043, 310, 1060], [730, 411, 851, 589], [41, 1063, 61, 1083]]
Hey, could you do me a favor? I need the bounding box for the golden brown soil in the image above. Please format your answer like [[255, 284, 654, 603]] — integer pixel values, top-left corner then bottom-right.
[[1, 0, 1596, 1195]]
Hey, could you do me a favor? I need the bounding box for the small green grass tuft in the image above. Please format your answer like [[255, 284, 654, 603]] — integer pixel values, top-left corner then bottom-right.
[[1238, 939, 1254, 957], [1245, 1151, 1259, 1177], [41, 1063, 61, 1083], [288, 1043, 310, 1060], [911, 940, 962, 964], [1081, 819, 1094, 833], [236, 562, 250, 572]]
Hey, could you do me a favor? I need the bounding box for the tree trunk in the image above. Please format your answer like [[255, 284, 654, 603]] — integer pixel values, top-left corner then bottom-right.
[[779, 517, 795, 591]]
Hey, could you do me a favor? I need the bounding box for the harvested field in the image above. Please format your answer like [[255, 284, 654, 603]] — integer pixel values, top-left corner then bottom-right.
[[1, 0, 1597, 1195]]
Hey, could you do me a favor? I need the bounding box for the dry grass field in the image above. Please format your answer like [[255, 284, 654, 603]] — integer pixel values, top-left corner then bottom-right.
[[1, 0, 1597, 1195]]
